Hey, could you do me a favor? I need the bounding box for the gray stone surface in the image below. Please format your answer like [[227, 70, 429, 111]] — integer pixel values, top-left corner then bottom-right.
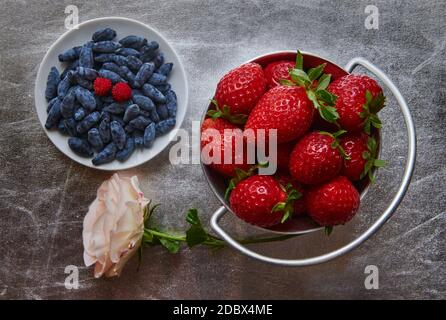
[[0, 0, 444, 299]]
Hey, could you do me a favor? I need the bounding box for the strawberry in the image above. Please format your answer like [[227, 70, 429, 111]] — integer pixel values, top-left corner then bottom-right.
[[229, 175, 298, 227], [201, 118, 251, 177], [289, 130, 348, 185], [264, 60, 295, 88], [328, 74, 385, 133], [275, 174, 306, 216], [340, 133, 386, 181], [306, 176, 360, 226], [245, 85, 314, 144], [275, 142, 295, 173], [281, 51, 340, 123], [213, 63, 267, 116]]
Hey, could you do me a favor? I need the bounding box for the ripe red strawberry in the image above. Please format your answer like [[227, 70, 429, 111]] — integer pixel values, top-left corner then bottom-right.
[[229, 175, 289, 227], [214, 63, 267, 115], [94, 77, 112, 96], [340, 133, 386, 181], [245, 85, 314, 144], [201, 118, 251, 177], [276, 174, 306, 216], [264, 60, 295, 88], [306, 176, 360, 226], [275, 142, 295, 173], [289, 131, 347, 185], [328, 74, 385, 133]]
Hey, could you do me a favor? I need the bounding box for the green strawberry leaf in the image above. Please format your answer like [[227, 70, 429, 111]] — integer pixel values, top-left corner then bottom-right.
[[295, 50, 304, 70], [317, 74, 331, 91], [318, 105, 339, 123], [290, 68, 311, 85], [324, 226, 333, 236], [207, 99, 248, 125], [374, 159, 387, 167], [279, 79, 295, 86], [308, 63, 326, 82]]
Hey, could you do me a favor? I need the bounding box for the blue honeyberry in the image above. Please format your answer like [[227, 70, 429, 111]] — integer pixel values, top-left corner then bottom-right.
[[74, 106, 86, 121], [126, 55, 143, 73], [143, 122, 156, 148], [123, 104, 140, 123], [153, 52, 165, 69], [149, 110, 160, 123], [68, 137, 93, 157], [45, 67, 60, 101], [99, 69, 126, 84], [92, 142, 117, 165], [58, 119, 68, 135], [116, 137, 135, 162], [132, 94, 155, 112], [75, 67, 98, 80], [110, 120, 126, 150], [57, 70, 74, 99], [156, 63, 173, 77], [92, 41, 121, 53], [92, 27, 117, 42], [60, 90, 76, 118], [156, 104, 169, 120], [134, 62, 155, 88], [63, 118, 78, 137], [134, 135, 144, 148], [45, 98, 62, 129], [88, 128, 104, 151], [116, 47, 140, 57], [155, 118, 176, 137], [58, 46, 82, 62], [75, 86, 96, 111], [47, 97, 59, 113], [103, 102, 128, 114], [142, 83, 166, 103], [119, 35, 147, 50], [98, 117, 111, 144], [60, 59, 79, 80], [79, 41, 94, 69], [155, 83, 171, 94], [129, 115, 152, 131], [147, 73, 167, 86], [76, 111, 100, 134], [139, 41, 159, 62]]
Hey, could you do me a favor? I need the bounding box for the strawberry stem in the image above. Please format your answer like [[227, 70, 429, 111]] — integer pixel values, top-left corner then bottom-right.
[[283, 51, 340, 123], [207, 99, 248, 125]]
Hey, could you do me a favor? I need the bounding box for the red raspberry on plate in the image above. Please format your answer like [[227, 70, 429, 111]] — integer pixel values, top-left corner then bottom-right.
[[93, 77, 112, 96], [112, 82, 132, 102]]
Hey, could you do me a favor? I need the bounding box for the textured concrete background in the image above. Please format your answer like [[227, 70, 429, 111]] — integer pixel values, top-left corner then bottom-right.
[[0, 0, 445, 299]]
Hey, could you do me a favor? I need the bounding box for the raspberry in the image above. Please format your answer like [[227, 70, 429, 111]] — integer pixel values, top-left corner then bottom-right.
[[112, 82, 132, 102], [93, 77, 112, 96]]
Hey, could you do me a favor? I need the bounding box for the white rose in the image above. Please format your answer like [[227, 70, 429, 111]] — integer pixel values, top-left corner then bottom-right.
[[83, 173, 149, 278]]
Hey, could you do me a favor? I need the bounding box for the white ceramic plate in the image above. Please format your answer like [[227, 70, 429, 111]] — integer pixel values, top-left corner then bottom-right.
[[35, 17, 188, 170]]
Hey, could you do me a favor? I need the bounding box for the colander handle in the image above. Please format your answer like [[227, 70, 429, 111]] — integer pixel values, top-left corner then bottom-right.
[[210, 57, 417, 266]]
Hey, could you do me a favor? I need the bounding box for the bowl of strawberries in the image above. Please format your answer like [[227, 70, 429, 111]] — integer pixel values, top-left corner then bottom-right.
[[201, 50, 416, 266]]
